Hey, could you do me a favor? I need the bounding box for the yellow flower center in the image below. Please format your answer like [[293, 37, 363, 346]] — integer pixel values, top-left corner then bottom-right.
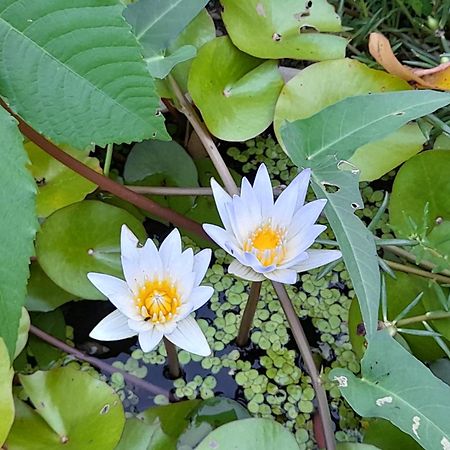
[[135, 279, 180, 324], [244, 222, 286, 266]]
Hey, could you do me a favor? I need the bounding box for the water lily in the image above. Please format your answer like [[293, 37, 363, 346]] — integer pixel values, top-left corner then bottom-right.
[[203, 164, 341, 284], [88, 226, 213, 356]]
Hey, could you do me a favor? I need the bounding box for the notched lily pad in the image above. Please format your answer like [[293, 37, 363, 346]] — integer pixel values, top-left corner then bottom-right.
[[188, 36, 284, 141]]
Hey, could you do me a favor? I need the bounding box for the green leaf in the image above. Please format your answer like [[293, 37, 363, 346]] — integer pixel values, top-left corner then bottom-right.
[[337, 444, 381, 450], [281, 90, 450, 337], [274, 58, 427, 181], [0, 339, 14, 446], [331, 331, 450, 450], [363, 419, 422, 450], [26, 142, 102, 218], [430, 359, 450, 386], [221, 0, 347, 61], [7, 366, 125, 450], [124, 0, 209, 56], [188, 36, 284, 141], [14, 308, 30, 360], [35, 200, 146, 299], [147, 45, 197, 79], [195, 418, 300, 450], [390, 150, 450, 272], [0, 107, 37, 359], [115, 417, 156, 450], [0, 0, 168, 149]]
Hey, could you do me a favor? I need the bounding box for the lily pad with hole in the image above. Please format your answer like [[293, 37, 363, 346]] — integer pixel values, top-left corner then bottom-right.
[[274, 58, 426, 181], [188, 36, 284, 141], [35, 201, 146, 299], [6, 366, 125, 450], [25, 142, 101, 218], [221, 0, 347, 61]]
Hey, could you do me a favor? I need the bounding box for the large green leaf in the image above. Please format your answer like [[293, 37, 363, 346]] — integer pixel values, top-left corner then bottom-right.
[[221, 0, 347, 61], [0, 107, 37, 359], [0, 0, 168, 149], [390, 150, 450, 272], [115, 418, 156, 450], [195, 418, 300, 450], [0, 339, 14, 446], [363, 419, 422, 450], [35, 200, 146, 299], [6, 366, 125, 450], [188, 36, 284, 141], [281, 90, 450, 337], [124, 0, 208, 56], [331, 331, 450, 450]]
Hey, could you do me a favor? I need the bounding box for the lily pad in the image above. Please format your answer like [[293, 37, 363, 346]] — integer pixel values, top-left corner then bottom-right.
[[147, 45, 197, 79], [221, 0, 347, 61], [188, 36, 284, 141], [0, 338, 14, 446], [35, 201, 146, 299], [363, 419, 422, 450], [195, 418, 300, 450], [26, 262, 76, 312], [390, 150, 450, 271], [25, 142, 101, 218], [14, 308, 30, 360], [6, 366, 125, 450], [115, 418, 156, 450], [274, 58, 426, 181]]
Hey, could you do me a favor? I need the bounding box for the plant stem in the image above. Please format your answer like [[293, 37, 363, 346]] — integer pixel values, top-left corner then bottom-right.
[[103, 143, 113, 177], [236, 281, 262, 347], [168, 76, 239, 196], [384, 259, 450, 284], [163, 338, 181, 379], [396, 310, 450, 327], [272, 282, 336, 450], [127, 186, 213, 196], [0, 100, 209, 241], [29, 325, 170, 398]]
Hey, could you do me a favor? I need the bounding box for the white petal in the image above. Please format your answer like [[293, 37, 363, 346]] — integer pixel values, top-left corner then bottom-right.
[[159, 229, 182, 269], [138, 328, 164, 353], [292, 168, 311, 209], [89, 310, 137, 341], [228, 259, 265, 281], [287, 224, 327, 254], [193, 249, 212, 286], [242, 251, 276, 273], [121, 225, 144, 293], [265, 269, 298, 284], [240, 177, 262, 222], [165, 315, 211, 356], [139, 237, 162, 279], [291, 249, 342, 272], [177, 271, 196, 304], [289, 199, 327, 238], [203, 224, 237, 254], [128, 319, 152, 333], [171, 248, 194, 281], [278, 251, 308, 269], [252, 164, 273, 217], [87, 273, 138, 319], [229, 194, 259, 243], [272, 177, 299, 227], [189, 286, 214, 311], [211, 178, 233, 230]]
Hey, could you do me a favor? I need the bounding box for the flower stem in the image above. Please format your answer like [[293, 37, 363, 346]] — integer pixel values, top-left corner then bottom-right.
[[395, 310, 450, 327], [383, 259, 450, 284], [29, 325, 170, 398], [163, 338, 181, 379], [103, 143, 113, 177], [272, 282, 336, 450], [236, 281, 262, 347], [0, 100, 209, 241]]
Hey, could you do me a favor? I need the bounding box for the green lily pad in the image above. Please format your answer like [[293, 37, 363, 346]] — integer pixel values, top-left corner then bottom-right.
[[390, 150, 450, 271], [6, 366, 125, 450], [147, 45, 197, 79], [0, 339, 14, 446], [337, 444, 381, 450], [26, 262, 76, 312], [274, 58, 426, 181], [115, 418, 156, 450], [221, 0, 347, 61], [188, 36, 284, 141], [363, 419, 422, 450], [35, 201, 146, 299], [195, 418, 300, 450], [26, 142, 101, 218], [14, 308, 30, 360]]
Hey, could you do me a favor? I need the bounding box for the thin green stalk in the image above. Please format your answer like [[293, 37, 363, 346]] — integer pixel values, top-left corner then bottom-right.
[[396, 310, 450, 327], [104, 143, 113, 177]]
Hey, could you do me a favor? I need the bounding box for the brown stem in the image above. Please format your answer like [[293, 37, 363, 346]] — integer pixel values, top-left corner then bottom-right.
[[29, 325, 170, 398], [0, 100, 209, 241], [163, 338, 181, 379], [384, 259, 450, 284], [236, 281, 262, 347], [272, 282, 336, 450]]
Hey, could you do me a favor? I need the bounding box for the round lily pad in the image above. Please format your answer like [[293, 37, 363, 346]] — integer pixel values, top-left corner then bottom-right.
[[7, 366, 125, 450], [363, 419, 421, 450], [221, 0, 346, 61], [0, 339, 14, 446], [26, 141, 101, 218], [195, 418, 300, 450], [14, 308, 30, 360], [188, 36, 284, 141], [273, 58, 425, 181], [35, 201, 146, 299]]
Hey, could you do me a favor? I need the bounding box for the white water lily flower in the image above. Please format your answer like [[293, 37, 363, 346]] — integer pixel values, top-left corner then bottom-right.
[[203, 164, 342, 284], [88, 226, 213, 356]]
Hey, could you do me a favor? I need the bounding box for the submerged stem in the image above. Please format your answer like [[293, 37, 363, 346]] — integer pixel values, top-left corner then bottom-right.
[[163, 338, 181, 379], [236, 281, 262, 347], [272, 282, 336, 450]]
